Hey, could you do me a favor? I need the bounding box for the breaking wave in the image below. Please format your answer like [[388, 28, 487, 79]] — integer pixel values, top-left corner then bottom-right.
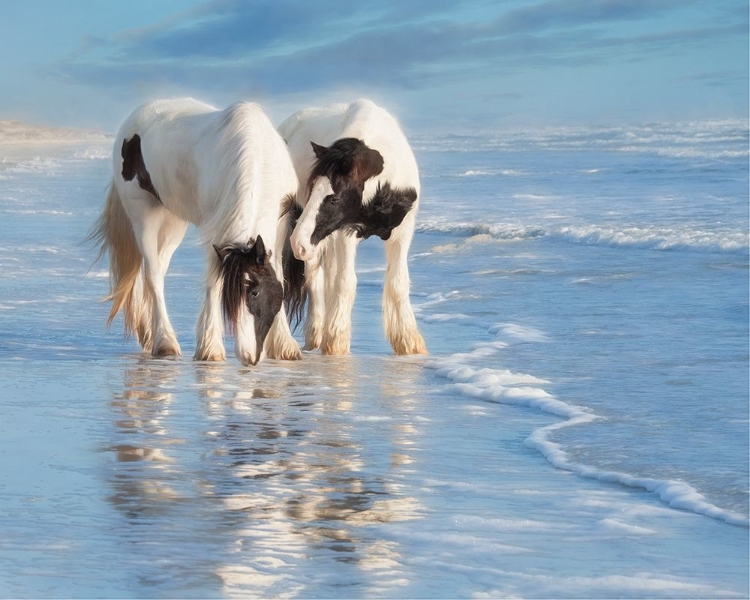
[[425, 322, 749, 528], [416, 220, 748, 254]]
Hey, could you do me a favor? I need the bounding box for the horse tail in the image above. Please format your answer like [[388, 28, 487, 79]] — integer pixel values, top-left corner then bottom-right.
[[87, 183, 152, 349], [281, 196, 306, 330]]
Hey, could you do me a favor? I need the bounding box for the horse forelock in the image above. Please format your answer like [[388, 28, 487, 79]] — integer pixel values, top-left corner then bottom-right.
[[217, 243, 261, 329], [218, 245, 251, 333]]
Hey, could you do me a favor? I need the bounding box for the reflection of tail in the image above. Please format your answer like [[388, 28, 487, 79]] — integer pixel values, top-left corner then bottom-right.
[[87, 183, 152, 349], [282, 198, 306, 330]]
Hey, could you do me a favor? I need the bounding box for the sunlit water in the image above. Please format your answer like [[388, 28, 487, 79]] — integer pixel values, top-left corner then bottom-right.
[[0, 123, 747, 598]]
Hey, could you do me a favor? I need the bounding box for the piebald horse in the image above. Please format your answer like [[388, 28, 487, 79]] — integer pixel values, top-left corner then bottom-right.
[[90, 98, 300, 365], [281, 99, 427, 355]]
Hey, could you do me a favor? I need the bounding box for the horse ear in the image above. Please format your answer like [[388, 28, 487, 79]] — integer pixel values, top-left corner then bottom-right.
[[354, 147, 384, 184], [253, 235, 267, 265], [310, 141, 328, 159], [213, 244, 228, 262]]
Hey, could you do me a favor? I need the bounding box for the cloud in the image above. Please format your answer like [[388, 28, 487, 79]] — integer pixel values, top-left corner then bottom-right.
[[490, 0, 690, 34], [128, 1, 365, 59], [48, 0, 748, 126], [678, 69, 749, 88]]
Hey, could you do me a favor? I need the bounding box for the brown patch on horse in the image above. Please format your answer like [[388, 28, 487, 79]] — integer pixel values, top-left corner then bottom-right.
[[121, 134, 161, 201], [307, 138, 384, 194]]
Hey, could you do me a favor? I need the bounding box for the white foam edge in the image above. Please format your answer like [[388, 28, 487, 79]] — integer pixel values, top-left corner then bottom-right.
[[524, 419, 749, 527], [426, 327, 750, 528]]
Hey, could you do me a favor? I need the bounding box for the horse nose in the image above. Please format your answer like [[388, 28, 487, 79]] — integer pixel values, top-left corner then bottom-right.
[[293, 240, 310, 261], [240, 353, 260, 366]]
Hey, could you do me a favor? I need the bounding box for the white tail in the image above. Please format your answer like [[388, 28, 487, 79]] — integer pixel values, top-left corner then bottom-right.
[[89, 183, 153, 350]]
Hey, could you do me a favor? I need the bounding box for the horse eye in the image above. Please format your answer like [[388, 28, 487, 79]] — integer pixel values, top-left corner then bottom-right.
[[250, 290, 259, 298], [327, 195, 338, 204]]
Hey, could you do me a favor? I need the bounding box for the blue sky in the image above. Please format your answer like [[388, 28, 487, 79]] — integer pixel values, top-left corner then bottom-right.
[[1, 0, 747, 132]]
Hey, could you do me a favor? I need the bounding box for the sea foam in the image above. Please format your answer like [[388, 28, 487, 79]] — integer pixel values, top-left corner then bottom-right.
[[426, 322, 750, 528], [416, 220, 749, 254]]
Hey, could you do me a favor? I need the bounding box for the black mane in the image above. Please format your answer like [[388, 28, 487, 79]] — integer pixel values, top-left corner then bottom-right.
[[283, 201, 307, 329], [348, 183, 418, 241]]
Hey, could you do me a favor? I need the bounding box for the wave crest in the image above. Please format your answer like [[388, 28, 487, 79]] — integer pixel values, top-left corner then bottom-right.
[[416, 220, 748, 253]]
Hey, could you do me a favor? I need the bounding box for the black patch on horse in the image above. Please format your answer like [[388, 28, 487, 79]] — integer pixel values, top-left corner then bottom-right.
[[350, 183, 418, 241], [305, 138, 386, 245], [213, 236, 283, 359], [121, 134, 160, 201], [311, 186, 363, 245]]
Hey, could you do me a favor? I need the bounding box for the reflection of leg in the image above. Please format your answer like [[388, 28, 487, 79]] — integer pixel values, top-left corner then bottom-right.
[[266, 256, 301, 360], [128, 197, 185, 357], [383, 218, 427, 355], [321, 234, 359, 355], [195, 251, 226, 361], [304, 248, 328, 350]]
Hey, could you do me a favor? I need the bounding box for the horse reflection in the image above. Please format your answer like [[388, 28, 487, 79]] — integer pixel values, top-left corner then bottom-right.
[[102, 355, 428, 596], [106, 359, 184, 519], [204, 355, 426, 596]]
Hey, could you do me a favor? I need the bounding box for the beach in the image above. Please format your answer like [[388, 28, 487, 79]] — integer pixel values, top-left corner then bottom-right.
[[0, 122, 747, 597]]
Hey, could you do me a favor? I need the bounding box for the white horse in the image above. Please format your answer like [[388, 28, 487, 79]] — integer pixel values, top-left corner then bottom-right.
[[90, 98, 301, 366], [280, 99, 427, 355]]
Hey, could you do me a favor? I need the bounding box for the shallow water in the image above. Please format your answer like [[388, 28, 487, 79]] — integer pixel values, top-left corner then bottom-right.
[[0, 125, 747, 597]]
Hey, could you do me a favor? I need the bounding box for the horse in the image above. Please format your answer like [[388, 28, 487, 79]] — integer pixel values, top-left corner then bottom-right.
[[280, 99, 427, 356], [89, 98, 301, 366]]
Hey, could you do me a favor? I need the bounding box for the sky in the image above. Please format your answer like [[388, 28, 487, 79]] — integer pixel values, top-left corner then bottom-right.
[[0, 0, 747, 133]]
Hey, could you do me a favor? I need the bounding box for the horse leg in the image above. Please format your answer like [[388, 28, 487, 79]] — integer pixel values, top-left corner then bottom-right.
[[303, 243, 330, 350], [194, 250, 226, 361], [383, 215, 427, 355], [265, 311, 301, 360], [127, 197, 185, 357], [155, 211, 188, 350], [321, 233, 358, 355]]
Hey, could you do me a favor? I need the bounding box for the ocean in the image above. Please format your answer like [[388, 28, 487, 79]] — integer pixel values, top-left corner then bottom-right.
[[0, 120, 747, 598]]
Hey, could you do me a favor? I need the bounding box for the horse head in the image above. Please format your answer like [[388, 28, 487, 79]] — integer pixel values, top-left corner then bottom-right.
[[290, 138, 384, 261], [214, 235, 283, 365]]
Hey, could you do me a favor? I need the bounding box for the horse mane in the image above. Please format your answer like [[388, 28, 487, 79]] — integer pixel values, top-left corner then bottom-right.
[[347, 182, 418, 241], [282, 198, 307, 329], [215, 239, 268, 333]]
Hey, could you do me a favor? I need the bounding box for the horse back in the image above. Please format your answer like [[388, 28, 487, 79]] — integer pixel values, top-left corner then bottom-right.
[[113, 99, 296, 232]]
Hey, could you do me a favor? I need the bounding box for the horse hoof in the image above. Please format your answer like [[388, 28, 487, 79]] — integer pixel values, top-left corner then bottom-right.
[[304, 332, 322, 350], [320, 340, 350, 355], [153, 344, 181, 357], [267, 348, 302, 361], [194, 351, 226, 362], [391, 334, 428, 355]]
